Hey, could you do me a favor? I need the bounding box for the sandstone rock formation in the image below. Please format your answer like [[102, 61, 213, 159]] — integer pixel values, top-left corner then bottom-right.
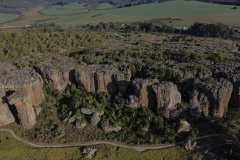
[[36, 55, 77, 91], [82, 148, 97, 159], [0, 67, 44, 106], [8, 90, 36, 128], [81, 108, 104, 126], [177, 120, 191, 133], [126, 95, 139, 108], [75, 65, 131, 95], [101, 121, 121, 132], [0, 104, 15, 127], [190, 78, 233, 118], [221, 70, 240, 108], [0, 63, 16, 74], [131, 79, 158, 109], [185, 140, 197, 151], [75, 121, 87, 129], [0, 90, 5, 105], [152, 81, 181, 118]]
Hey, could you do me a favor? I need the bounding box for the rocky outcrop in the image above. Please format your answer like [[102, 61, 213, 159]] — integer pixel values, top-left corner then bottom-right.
[[131, 79, 158, 109], [178, 120, 191, 133], [126, 95, 139, 108], [36, 55, 77, 91], [0, 104, 15, 127], [82, 148, 97, 159], [185, 140, 197, 151], [101, 121, 121, 132], [75, 65, 131, 95], [190, 78, 233, 118], [76, 121, 87, 129], [0, 90, 5, 105], [0, 67, 44, 106], [152, 81, 181, 118], [81, 108, 104, 126], [7, 90, 36, 128], [221, 70, 240, 108], [0, 63, 16, 74]]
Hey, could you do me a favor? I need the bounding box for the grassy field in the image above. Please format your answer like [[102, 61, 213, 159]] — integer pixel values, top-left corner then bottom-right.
[[0, 13, 20, 24], [96, 3, 114, 10], [0, 131, 200, 160], [43, 1, 240, 26], [40, 2, 88, 16]]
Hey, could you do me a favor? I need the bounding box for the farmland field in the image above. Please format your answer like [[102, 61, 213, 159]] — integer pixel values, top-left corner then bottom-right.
[[40, 2, 88, 16], [96, 3, 114, 10], [0, 13, 20, 24], [43, 1, 240, 26]]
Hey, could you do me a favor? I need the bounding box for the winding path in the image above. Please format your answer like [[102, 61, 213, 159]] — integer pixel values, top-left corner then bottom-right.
[[201, 144, 231, 160], [0, 128, 225, 152]]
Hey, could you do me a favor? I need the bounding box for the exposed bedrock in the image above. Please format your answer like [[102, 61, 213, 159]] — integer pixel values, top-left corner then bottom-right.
[[75, 65, 131, 95], [0, 104, 15, 127], [101, 121, 121, 132], [8, 90, 36, 128], [190, 78, 233, 118], [36, 55, 77, 91], [220, 70, 240, 108], [81, 108, 104, 126], [0, 67, 44, 106], [0, 90, 5, 105], [131, 79, 158, 109], [152, 81, 181, 118]]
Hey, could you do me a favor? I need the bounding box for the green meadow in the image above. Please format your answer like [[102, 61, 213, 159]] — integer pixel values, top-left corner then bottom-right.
[[0, 13, 20, 24], [96, 3, 114, 10], [44, 1, 240, 26], [0, 132, 199, 160], [40, 2, 88, 16]]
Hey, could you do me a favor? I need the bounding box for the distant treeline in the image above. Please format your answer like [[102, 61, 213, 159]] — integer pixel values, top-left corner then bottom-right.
[[196, 0, 240, 6], [86, 21, 236, 39], [0, 0, 168, 10]]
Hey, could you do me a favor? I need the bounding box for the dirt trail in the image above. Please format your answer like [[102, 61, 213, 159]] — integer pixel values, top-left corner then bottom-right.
[[0, 128, 224, 152]]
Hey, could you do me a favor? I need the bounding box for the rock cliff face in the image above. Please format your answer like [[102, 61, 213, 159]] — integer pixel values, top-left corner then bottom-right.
[[152, 81, 181, 118], [7, 90, 36, 128], [220, 70, 240, 108], [75, 65, 131, 95], [0, 67, 44, 106], [0, 104, 15, 127], [36, 55, 77, 91], [190, 78, 233, 117], [131, 79, 158, 109]]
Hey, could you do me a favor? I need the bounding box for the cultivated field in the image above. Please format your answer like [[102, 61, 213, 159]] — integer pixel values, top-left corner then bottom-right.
[[40, 2, 88, 16], [44, 1, 240, 26], [0, 13, 20, 24]]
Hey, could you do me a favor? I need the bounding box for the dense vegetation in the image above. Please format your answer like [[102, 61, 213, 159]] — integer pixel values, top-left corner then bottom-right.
[[0, 21, 239, 157], [188, 22, 235, 39], [23, 83, 185, 144], [0, 21, 236, 62]]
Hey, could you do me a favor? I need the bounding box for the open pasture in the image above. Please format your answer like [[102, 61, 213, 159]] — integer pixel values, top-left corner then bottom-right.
[[0, 13, 20, 24], [0, 131, 199, 160], [40, 2, 88, 16], [44, 1, 240, 26]]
